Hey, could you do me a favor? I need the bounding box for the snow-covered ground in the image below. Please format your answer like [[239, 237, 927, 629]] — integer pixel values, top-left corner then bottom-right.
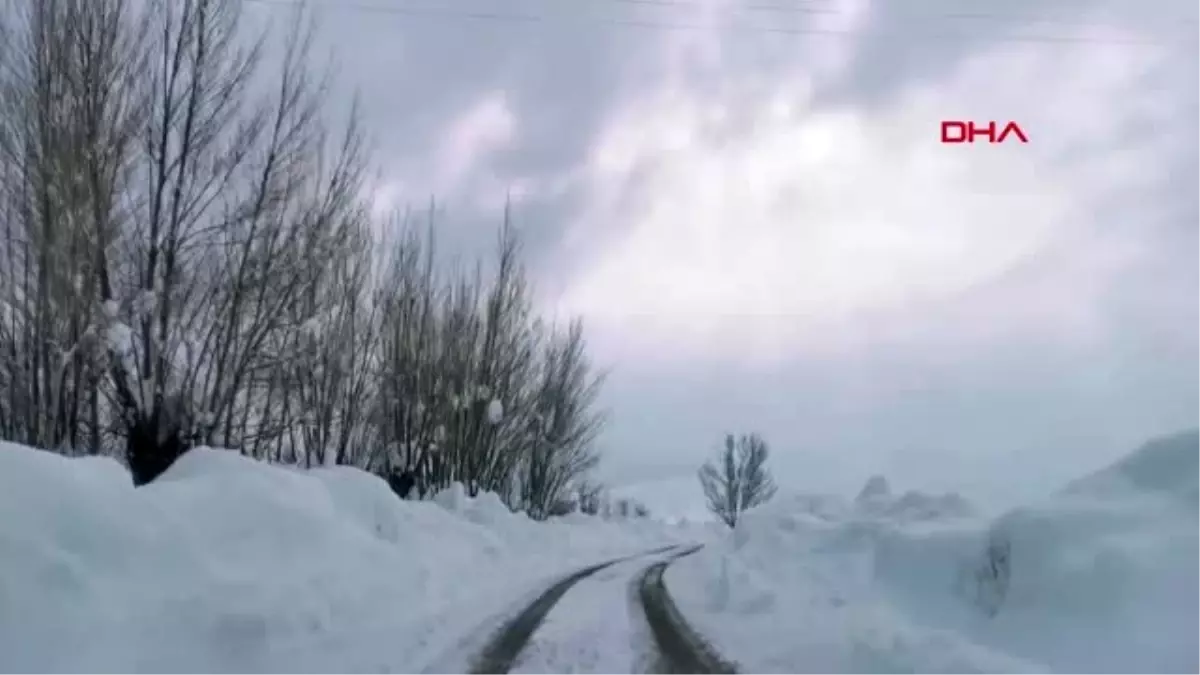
[[0, 443, 691, 673], [4, 431, 1195, 673], [667, 430, 1199, 673]]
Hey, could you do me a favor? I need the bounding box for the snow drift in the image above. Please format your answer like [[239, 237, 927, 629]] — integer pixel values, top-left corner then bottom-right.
[[0, 443, 681, 672], [667, 430, 1199, 673]]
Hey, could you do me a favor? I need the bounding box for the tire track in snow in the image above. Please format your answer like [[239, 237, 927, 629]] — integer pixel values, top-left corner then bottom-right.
[[467, 545, 679, 674], [639, 545, 738, 674], [505, 551, 674, 673]]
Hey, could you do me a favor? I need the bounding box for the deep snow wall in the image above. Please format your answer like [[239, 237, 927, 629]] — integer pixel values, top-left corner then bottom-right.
[[0, 442, 683, 672], [667, 430, 1199, 673]]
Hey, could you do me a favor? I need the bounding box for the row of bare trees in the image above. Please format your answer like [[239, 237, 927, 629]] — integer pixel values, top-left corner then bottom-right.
[[0, 0, 605, 516]]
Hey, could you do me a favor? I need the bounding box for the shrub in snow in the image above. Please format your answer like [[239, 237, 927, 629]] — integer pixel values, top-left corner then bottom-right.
[[385, 469, 416, 500], [126, 394, 195, 487], [545, 498, 576, 517]]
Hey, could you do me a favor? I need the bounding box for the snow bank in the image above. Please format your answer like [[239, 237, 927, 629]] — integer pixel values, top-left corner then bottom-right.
[[668, 482, 1025, 673], [1063, 428, 1199, 503], [961, 429, 1199, 673], [667, 430, 1199, 673], [854, 473, 977, 521], [0, 443, 683, 672]]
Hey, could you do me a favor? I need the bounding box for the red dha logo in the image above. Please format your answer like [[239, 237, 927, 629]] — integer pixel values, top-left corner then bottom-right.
[[941, 121, 1028, 144]]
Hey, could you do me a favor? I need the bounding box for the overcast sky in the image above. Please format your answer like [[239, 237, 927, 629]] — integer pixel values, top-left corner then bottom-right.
[[255, 0, 1198, 514]]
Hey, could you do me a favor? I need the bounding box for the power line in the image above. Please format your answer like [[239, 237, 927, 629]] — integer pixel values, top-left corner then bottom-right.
[[244, 0, 1195, 47], [585, 0, 841, 16], [586, 0, 1198, 28]]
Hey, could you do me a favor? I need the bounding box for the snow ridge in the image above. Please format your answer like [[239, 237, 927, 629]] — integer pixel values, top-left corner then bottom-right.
[[0, 442, 683, 672]]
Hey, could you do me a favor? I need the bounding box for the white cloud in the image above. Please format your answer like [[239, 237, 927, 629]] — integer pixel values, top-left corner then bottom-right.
[[367, 91, 518, 215], [300, 0, 1194, 497], [557, 31, 1177, 365], [435, 91, 517, 191]]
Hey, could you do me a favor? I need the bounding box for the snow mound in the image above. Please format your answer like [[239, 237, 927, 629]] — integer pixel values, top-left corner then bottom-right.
[[432, 481, 469, 511], [433, 482, 526, 528], [667, 430, 1199, 673], [851, 473, 975, 522], [856, 474, 891, 502], [0, 442, 682, 672], [669, 479, 1019, 672], [958, 429, 1198, 671], [1063, 428, 1198, 503], [772, 475, 975, 525]]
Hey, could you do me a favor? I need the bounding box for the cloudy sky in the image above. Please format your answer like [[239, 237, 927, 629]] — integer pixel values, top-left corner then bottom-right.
[[254, 0, 1197, 514]]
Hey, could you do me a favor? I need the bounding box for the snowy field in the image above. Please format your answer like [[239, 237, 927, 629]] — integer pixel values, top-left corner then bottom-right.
[[0, 443, 690, 673], [667, 430, 1199, 673]]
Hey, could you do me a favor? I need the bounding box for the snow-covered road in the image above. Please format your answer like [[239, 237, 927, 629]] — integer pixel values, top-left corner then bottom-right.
[[508, 551, 673, 674], [459, 544, 732, 674]]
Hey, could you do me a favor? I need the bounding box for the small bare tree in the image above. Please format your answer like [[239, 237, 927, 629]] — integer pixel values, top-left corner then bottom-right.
[[698, 432, 778, 527], [575, 478, 604, 515]]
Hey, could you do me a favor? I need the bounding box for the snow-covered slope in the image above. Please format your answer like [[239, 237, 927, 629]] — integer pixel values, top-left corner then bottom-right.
[[666, 430, 1199, 673], [0, 443, 683, 672]]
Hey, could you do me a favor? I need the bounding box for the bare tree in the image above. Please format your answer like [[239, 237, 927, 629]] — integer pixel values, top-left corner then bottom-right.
[[275, 200, 379, 467], [0, 0, 149, 454], [698, 432, 779, 527], [516, 318, 605, 519], [0, 0, 612, 508], [423, 209, 541, 500], [0, 0, 371, 483], [365, 207, 606, 514]]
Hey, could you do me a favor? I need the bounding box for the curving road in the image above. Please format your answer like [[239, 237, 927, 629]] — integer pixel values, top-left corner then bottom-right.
[[638, 546, 737, 674], [466, 544, 735, 674]]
